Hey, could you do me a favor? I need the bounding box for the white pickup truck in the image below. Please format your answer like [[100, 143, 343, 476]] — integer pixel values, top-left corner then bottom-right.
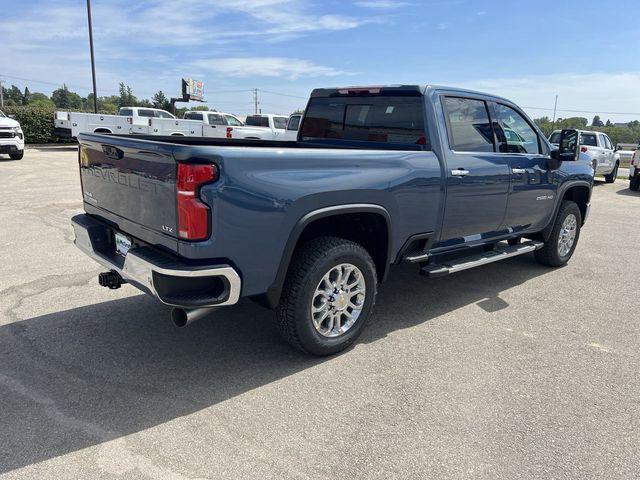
[[228, 114, 289, 140], [0, 109, 24, 160], [54, 107, 176, 139], [147, 111, 246, 138]]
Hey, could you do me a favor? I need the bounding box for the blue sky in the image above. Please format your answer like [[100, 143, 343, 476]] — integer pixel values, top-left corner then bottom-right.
[[2, 0, 640, 120]]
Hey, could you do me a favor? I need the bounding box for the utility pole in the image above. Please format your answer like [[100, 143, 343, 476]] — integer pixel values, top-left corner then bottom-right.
[[0, 76, 4, 108], [86, 0, 98, 113], [253, 88, 258, 114], [552, 94, 558, 128]]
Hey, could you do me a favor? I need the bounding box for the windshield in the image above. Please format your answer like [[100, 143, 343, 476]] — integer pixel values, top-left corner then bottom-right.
[[287, 115, 301, 131], [274, 116, 288, 129]]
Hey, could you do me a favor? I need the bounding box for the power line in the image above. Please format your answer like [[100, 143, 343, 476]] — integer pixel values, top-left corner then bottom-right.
[[524, 106, 640, 116], [259, 89, 308, 99], [3, 72, 639, 117]]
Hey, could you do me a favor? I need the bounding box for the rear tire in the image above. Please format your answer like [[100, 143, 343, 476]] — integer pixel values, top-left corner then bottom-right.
[[276, 236, 377, 356], [9, 150, 24, 160], [535, 201, 581, 267], [630, 176, 640, 191], [604, 163, 618, 183]]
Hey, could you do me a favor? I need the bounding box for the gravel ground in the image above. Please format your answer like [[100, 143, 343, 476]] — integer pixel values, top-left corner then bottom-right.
[[0, 147, 638, 479]]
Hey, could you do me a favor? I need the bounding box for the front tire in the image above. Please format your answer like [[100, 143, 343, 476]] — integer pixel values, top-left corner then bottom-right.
[[535, 201, 581, 267], [604, 163, 618, 183], [9, 150, 24, 160], [276, 236, 377, 356], [630, 176, 640, 191]]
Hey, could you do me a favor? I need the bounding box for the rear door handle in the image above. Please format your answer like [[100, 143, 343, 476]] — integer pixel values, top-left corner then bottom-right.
[[512, 168, 526, 174], [451, 168, 470, 176]]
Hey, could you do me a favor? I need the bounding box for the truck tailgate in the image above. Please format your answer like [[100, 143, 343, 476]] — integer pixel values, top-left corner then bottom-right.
[[78, 134, 178, 241]]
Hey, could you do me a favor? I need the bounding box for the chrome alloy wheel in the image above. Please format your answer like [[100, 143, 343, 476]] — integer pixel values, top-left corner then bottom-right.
[[558, 213, 578, 257], [311, 263, 366, 338]]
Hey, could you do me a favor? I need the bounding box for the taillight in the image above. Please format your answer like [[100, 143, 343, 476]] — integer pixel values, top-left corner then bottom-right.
[[226, 127, 233, 139], [148, 118, 152, 126], [127, 117, 132, 124], [581, 146, 588, 153], [176, 163, 217, 241], [67, 113, 71, 121]]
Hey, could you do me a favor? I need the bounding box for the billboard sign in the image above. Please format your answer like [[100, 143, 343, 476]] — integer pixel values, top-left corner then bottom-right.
[[182, 78, 204, 101]]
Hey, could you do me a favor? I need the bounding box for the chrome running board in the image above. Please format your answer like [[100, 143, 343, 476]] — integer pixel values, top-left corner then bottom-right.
[[420, 240, 544, 277]]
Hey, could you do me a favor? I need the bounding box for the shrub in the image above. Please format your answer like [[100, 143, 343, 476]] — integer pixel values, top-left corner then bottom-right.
[[2, 106, 71, 144]]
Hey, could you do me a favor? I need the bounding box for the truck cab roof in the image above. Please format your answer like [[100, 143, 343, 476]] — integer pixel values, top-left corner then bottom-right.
[[118, 107, 175, 119]]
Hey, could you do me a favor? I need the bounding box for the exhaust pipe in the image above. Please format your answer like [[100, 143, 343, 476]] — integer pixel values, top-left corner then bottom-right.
[[171, 307, 214, 327]]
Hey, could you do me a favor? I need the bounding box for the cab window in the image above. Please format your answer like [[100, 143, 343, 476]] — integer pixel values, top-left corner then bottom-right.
[[184, 112, 203, 121], [492, 103, 540, 154], [207, 114, 225, 126], [225, 115, 243, 126], [580, 133, 598, 147], [443, 97, 494, 152]]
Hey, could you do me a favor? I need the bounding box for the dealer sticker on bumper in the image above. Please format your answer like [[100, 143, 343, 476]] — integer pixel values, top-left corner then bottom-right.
[[115, 232, 132, 257]]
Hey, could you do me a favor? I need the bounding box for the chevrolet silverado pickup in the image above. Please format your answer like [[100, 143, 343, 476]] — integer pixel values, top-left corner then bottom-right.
[[71, 85, 593, 355]]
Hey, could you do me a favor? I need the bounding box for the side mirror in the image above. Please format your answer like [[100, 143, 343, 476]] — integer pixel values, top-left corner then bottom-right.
[[550, 129, 579, 169]]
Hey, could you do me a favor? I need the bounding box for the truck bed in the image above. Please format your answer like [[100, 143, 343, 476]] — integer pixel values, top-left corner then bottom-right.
[[110, 134, 425, 151]]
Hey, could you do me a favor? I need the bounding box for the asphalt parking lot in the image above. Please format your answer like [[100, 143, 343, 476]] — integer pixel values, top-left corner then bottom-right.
[[1, 147, 639, 479]]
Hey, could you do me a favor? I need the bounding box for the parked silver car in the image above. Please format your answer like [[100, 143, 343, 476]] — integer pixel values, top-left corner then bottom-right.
[[549, 130, 620, 183]]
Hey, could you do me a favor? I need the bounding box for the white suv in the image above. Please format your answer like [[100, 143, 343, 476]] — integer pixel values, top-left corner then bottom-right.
[[0, 110, 24, 160], [549, 129, 620, 183]]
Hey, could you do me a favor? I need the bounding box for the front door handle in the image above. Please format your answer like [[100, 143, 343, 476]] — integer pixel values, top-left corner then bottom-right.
[[451, 168, 470, 176], [512, 168, 526, 174]]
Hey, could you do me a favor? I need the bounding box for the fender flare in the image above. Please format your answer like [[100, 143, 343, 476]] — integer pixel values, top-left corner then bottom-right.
[[541, 180, 592, 241], [259, 204, 392, 309]]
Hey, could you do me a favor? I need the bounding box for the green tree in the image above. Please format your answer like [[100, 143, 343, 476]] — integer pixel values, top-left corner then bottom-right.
[[27, 92, 55, 108], [605, 119, 612, 127], [1, 84, 25, 106], [23, 86, 31, 105], [51, 84, 82, 109], [152, 90, 170, 110], [592, 115, 604, 127], [117, 82, 137, 108]]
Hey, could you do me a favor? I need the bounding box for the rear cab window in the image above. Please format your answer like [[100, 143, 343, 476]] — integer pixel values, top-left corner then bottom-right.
[[580, 133, 598, 147], [184, 112, 204, 121], [300, 95, 428, 149], [119, 108, 133, 116], [245, 116, 269, 127], [137, 109, 156, 118]]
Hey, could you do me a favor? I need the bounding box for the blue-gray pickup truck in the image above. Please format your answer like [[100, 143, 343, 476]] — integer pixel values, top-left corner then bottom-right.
[[72, 85, 593, 355]]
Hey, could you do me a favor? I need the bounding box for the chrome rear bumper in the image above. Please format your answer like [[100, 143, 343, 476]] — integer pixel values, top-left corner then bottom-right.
[[72, 214, 241, 308]]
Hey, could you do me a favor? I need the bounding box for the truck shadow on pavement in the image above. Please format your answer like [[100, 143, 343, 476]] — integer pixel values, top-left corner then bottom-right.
[[0, 255, 552, 473]]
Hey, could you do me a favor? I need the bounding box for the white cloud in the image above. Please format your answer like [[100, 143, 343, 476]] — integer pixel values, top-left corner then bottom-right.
[[192, 57, 348, 80], [355, 0, 408, 9]]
